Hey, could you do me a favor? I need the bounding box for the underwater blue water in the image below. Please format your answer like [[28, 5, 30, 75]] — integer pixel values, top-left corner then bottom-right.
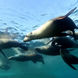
[[0, 0, 78, 78]]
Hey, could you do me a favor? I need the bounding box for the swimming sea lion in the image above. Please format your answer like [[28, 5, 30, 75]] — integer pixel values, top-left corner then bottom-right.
[[0, 32, 28, 58], [8, 53, 44, 64], [24, 7, 77, 42], [0, 39, 28, 58], [36, 44, 78, 70], [0, 39, 28, 50], [51, 36, 78, 48], [0, 31, 28, 50], [35, 45, 60, 56]]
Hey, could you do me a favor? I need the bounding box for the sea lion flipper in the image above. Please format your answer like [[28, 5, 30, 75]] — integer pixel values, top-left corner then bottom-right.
[[0, 49, 7, 58], [60, 49, 77, 70], [72, 29, 77, 40], [46, 38, 54, 44], [8, 56, 15, 60], [66, 63, 77, 70], [67, 54, 78, 64], [65, 7, 77, 17]]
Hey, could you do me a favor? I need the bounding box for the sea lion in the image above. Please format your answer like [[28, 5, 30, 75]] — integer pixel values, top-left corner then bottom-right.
[[0, 39, 29, 58], [24, 7, 77, 42], [36, 44, 78, 70], [51, 36, 78, 49], [0, 32, 28, 58], [8, 53, 44, 64], [35, 45, 60, 56], [0, 39, 28, 50], [0, 31, 28, 50]]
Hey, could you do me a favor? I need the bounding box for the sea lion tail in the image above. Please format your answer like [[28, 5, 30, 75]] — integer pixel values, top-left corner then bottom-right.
[[65, 7, 77, 17], [60, 49, 77, 70]]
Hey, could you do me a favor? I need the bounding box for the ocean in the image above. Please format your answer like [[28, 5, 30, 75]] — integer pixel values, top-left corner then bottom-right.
[[0, 0, 78, 78]]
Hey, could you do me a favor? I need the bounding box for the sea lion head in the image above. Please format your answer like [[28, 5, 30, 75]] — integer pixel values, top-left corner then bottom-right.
[[23, 32, 33, 42], [23, 32, 37, 42]]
